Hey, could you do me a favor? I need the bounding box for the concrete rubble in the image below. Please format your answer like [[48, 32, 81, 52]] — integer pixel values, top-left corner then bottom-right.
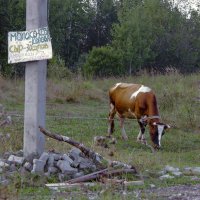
[[0, 154, 200, 188], [0, 147, 103, 185]]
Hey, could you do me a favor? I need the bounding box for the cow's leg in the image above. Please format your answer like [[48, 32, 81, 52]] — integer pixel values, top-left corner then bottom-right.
[[137, 121, 147, 144], [108, 103, 116, 137], [119, 117, 128, 140]]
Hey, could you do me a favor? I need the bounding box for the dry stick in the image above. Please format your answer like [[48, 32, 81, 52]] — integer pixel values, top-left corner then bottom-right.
[[67, 168, 136, 184], [39, 126, 105, 169], [67, 168, 109, 184]]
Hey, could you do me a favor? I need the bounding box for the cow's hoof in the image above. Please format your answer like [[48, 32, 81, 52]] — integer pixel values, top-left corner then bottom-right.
[[137, 139, 147, 145]]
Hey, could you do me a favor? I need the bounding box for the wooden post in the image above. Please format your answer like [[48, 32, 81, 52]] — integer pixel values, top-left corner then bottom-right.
[[23, 0, 48, 158]]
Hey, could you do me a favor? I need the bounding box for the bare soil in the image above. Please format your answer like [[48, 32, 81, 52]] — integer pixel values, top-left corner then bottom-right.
[[143, 184, 200, 200]]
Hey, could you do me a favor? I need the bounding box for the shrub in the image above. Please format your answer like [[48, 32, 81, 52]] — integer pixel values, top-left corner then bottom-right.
[[47, 55, 73, 80], [83, 46, 123, 78]]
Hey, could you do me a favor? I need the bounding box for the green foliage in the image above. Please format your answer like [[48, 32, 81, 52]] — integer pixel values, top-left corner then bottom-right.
[[1, 0, 200, 77], [47, 55, 73, 80], [112, 0, 167, 73], [112, 0, 200, 74], [83, 46, 123, 77], [0, 0, 25, 77]]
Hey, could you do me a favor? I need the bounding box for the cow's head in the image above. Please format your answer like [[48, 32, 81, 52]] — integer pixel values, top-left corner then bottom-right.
[[149, 120, 170, 149]]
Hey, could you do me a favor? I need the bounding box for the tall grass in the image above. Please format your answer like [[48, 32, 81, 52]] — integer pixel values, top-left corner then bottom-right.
[[0, 72, 200, 199]]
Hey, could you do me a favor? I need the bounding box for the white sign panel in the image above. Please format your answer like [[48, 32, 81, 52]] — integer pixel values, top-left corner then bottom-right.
[[8, 27, 52, 64]]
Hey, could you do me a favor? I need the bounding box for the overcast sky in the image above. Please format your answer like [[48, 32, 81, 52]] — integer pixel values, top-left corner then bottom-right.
[[170, 0, 199, 13]]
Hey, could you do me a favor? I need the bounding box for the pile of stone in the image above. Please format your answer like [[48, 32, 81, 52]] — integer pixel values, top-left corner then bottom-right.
[[0, 147, 102, 185]]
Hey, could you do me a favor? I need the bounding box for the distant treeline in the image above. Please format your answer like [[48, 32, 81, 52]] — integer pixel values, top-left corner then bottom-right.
[[0, 0, 200, 77]]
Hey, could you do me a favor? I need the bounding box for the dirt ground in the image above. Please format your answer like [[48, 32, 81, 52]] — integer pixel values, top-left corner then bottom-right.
[[141, 184, 200, 200]]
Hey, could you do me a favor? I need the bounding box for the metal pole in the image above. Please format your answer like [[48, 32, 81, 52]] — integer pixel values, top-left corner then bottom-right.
[[23, 0, 48, 158]]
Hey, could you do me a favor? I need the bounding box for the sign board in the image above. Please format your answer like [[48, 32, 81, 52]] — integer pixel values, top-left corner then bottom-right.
[[8, 27, 52, 64]]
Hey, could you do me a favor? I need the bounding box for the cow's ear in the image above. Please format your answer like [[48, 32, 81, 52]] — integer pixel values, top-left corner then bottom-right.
[[164, 124, 170, 129]]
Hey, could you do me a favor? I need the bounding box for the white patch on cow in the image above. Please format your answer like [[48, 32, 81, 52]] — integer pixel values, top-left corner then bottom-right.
[[121, 127, 128, 140], [137, 130, 142, 141], [110, 103, 115, 112], [130, 85, 151, 99], [158, 125, 165, 146], [112, 83, 121, 90], [119, 118, 128, 140]]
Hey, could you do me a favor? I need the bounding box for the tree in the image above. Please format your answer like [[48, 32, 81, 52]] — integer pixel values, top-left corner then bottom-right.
[[49, 0, 95, 69], [0, 0, 25, 76], [111, 0, 200, 73]]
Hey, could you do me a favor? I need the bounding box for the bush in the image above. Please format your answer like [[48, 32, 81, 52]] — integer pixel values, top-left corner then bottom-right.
[[47, 55, 73, 80], [83, 46, 123, 78]]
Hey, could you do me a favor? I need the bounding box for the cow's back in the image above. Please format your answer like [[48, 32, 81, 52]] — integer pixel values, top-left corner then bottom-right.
[[109, 83, 159, 118], [109, 83, 141, 104]]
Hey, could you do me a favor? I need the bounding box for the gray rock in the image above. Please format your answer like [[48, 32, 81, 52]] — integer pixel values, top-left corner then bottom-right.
[[62, 154, 73, 164], [31, 159, 46, 174], [0, 179, 9, 186], [9, 164, 17, 172], [69, 148, 82, 161], [47, 154, 55, 167], [150, 184, 156, 188], [94, 153, 103, 163], [39, 152, 49, 163], [8, 155, 25, 165], [6, 116, 12, 124], [3, 152, 12, 160], [164, 165, 180, 173], [171, 171, 182, 177], [24, 162, 33, 172], [72, 171, 85, 179], [158, 170, 165, 176], [183, 167, 192, 172], [183, 167, 200, 175], [79, 158, 96, 171], [0, 160, 9, 168], [24, 152, 39, 163], [191, 176, 200, 181], [0, 167, 2, 173], [56, 160, 78, 174], [5, 133, 11, 139], [94, 136, 107, 147], [15, 150, 23, 157], [47, 166, 58, 174], [58, 173, 65, 182], [159, 174, 174, 180], [52, 153, 62, 161], [191, 167, 200, 175]]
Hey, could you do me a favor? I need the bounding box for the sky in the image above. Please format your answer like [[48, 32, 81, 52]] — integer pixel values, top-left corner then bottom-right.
[[170, 0, 199, 13]]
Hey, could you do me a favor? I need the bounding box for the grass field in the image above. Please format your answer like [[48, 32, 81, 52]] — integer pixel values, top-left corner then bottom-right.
[[0, 73, 200, 199]]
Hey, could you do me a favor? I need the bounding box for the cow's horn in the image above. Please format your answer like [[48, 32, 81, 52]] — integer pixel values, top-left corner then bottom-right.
[[165, 124, 171, 129]]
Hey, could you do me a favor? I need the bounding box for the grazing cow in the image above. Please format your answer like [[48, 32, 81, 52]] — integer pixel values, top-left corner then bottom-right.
[[108, 83, 170, 149]]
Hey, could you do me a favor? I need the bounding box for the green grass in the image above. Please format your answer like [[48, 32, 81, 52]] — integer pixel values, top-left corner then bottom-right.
[[0, 73, 200, 199]]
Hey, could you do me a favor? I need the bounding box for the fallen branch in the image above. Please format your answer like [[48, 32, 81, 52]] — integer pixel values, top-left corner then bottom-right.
[[67, 168, 136, 184], [67, 168, 109, 184], [39, 126, 105, 169]]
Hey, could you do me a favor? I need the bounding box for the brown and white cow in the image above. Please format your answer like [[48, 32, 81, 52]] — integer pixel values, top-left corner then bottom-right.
[[108, 83, 170, 149]]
